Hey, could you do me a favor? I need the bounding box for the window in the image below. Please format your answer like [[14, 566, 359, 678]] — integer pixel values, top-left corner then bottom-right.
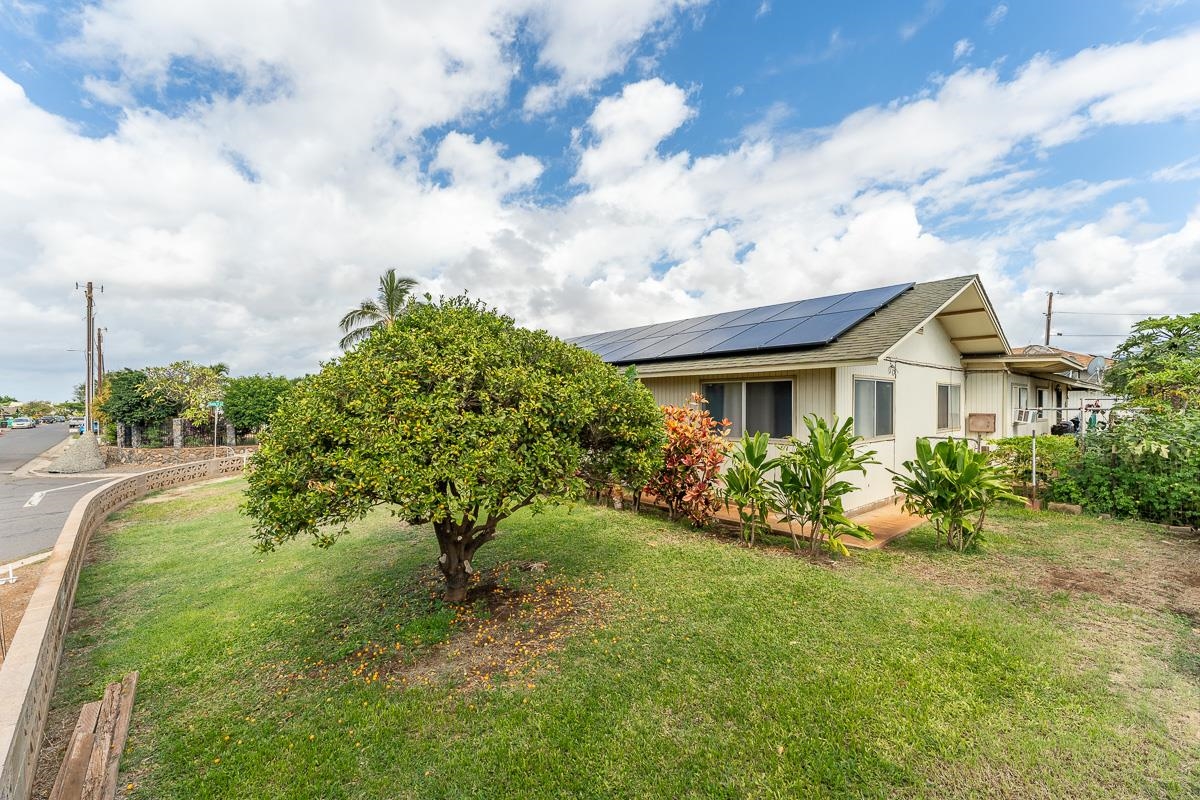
[[702, 380, 792, 438], [1035, 388, 1049, 420], [937, 384, 961, 430], [853, 378, 894, 438], [1011, 385, 1030, 423]]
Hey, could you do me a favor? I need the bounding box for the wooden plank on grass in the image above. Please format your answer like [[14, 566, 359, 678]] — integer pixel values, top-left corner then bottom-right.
[[49, 700, 101, 800], [81, 681, 121, 800], [101, 671, 139, 800]]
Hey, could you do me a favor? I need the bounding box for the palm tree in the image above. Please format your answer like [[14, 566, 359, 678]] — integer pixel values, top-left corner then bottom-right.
[[338, 269, 419, 350]]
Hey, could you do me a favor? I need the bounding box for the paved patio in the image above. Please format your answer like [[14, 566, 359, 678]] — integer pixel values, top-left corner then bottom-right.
[[641, 494, 925, 550]]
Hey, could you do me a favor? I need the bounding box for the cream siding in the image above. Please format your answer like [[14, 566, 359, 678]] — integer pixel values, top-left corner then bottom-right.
[[964, 369, 1007, 441], [836, 319, 966, 512], [641, 376, 698, 408]]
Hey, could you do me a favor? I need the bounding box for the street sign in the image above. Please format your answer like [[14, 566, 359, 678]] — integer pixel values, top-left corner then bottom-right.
[[207, 400, 224, 407]]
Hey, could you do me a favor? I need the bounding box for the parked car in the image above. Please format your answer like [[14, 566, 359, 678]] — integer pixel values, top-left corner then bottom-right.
[[67, 416, 86, 433], [39, 416, 57, 424], [11, 417, 36, 429]]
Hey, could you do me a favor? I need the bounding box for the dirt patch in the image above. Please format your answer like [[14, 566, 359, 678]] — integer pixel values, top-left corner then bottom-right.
[[290, 561, 605, 695], [0, 559, 46, 666]]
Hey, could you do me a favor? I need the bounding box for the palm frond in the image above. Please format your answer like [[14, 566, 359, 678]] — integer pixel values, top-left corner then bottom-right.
[[377, 269, 419, 318], [338, 325, 377, 351], [339, 300, 383, 333]]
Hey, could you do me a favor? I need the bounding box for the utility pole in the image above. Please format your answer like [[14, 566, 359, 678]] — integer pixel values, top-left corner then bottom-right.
[[96, 327, 107, 392], [77, 282, 103, 435], [1043, 291, 1055, 346]]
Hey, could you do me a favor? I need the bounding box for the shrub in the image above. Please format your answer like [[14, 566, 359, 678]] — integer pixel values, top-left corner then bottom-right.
[[892, 438, 1021, 552], [225, 374, 295, 434], [989, 435, 1081, 487], [1058, 410, 1200, 527], [243, 296, 664, 602], [722, 431, 780, 546], [645, 394, 730, 527], [776, 415, 877, 556]]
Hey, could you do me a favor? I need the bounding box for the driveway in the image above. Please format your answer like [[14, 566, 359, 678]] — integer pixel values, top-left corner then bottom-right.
[[0, 424, 117, 563]]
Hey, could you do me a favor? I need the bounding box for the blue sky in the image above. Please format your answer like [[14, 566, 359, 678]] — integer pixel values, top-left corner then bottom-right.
[[2, 0, 1199, 398]]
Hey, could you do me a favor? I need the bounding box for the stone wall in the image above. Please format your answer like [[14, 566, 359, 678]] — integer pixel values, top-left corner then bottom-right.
[[103, 445, 257, 466]]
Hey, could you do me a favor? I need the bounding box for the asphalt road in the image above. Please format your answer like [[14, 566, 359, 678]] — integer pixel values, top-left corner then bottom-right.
[[0, 423, 113, 563]]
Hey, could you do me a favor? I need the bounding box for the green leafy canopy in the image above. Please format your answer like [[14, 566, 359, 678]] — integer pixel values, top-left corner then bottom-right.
[[243, 295, 664, 600]]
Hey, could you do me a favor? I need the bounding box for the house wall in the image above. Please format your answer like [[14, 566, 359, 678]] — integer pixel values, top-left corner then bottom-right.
[[964, 369, 1007, 441], [641, 369, 834, 436], [835, 319, 965, 512]]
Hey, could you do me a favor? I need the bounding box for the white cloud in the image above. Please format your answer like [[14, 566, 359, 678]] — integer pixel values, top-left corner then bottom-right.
[[900, 0, 945, 41], [1152, 155, 1200, 182], [953, 38, 974, 61], [986, 4, 1008, 27], [3, 11, 1200, 396]]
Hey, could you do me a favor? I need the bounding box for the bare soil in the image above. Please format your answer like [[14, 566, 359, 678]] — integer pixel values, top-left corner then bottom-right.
[[0, 559, 46, 666]]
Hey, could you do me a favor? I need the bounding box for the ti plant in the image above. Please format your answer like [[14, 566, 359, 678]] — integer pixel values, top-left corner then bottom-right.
[[891, 437, 1022, 552], [776, 415, 878, 556], [722, 431, 781, 546]]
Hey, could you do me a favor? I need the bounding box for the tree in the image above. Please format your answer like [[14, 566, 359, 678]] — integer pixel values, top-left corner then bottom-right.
[[775, 416, 877, 556], [644, 394, 730, 527], [892, 438, 1021, 552], [224, 374, 295, 434], [338, 269, 419, 350], [18, 400, 53, 418], [140, 361, 229, 426], [0, 394, 17, 406], [98, 369, 181, 428], [1106, 313, 1200, 411], [577, 365, 665, 509], [244, 296, 663, 602], [72, 383, 86, 404]]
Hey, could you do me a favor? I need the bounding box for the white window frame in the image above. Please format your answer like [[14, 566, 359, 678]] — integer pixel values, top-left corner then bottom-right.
[[701, 378, 794, 439], [936, 383, 961, 431], [853, 377, 895, 441], [1011, 384, 1030, 423]]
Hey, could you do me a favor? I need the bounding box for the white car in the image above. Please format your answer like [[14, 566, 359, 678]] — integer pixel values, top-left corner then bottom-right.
[[10, 417, 36, 429]]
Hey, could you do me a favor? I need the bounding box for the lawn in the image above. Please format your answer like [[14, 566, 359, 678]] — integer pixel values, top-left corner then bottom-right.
[[40, 477, 1199, 799]]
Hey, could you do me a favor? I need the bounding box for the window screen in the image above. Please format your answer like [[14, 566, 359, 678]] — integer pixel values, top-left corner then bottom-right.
[[854, 378, 894, 438], [937, 384, 961, 430]]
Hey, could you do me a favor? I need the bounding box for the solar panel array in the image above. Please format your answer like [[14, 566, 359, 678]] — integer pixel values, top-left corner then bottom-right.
[[571, 281, 914, 364]]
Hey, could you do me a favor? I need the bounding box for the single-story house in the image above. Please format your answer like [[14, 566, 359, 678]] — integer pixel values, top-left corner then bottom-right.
[[570, 274, 1104, 513]]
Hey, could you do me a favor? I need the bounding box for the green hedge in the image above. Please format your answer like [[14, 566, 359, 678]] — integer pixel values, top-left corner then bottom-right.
[[1049, 411, 1200, 527]]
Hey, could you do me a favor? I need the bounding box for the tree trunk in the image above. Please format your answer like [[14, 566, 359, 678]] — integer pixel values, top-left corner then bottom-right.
[[435, 520, 473, 603]]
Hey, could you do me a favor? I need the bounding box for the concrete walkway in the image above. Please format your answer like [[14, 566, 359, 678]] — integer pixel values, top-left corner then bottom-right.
[[643, 494, 926, 550]]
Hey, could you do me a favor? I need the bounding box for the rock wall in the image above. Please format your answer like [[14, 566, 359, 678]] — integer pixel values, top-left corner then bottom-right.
[[102, 445, 257, 466]]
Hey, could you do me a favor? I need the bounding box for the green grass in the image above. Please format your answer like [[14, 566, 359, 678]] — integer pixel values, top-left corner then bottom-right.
[[50, 479, 1199, 799]]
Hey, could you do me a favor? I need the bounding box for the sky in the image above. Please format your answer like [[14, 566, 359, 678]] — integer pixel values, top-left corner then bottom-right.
[[2, 0, 1199, 400]]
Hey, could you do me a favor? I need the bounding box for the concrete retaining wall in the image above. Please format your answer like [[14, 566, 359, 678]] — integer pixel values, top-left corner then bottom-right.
[[0, 455, 248, 800]]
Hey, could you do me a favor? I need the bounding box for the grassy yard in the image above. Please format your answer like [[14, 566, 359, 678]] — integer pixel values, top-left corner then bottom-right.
[[41, 477, 1198, 799]]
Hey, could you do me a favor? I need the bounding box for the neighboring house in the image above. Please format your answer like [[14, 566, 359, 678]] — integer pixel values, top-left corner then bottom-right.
[[1011, 345, 1115, 412], [571, 274, 1101, 513]]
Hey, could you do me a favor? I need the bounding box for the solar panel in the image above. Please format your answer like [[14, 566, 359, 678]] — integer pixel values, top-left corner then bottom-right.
[[764, 294, 848, 322], [618, 330, 708, 361], [819, 283, 912, 314], [659, 324, 754, 358], [571, 281, 914, 364], [763, 308, 873, 350], [703, 318, 805, 355]]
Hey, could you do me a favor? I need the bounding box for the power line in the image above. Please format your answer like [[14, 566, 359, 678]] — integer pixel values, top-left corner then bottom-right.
[[1052, 311, 1176, 316]]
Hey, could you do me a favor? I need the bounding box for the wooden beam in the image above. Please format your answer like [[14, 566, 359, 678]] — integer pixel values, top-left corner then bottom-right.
[[950, 335, 1001, 343], [938, 307, 987, 317]]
